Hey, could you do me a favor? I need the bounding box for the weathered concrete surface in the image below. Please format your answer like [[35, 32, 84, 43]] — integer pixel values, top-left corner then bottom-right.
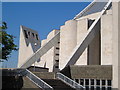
[[46, 30, 59, 72], [63, 19, 100, 70], [112, 1, 120, 89], [88, 19, 100, 65], [33, 72, 55, 79], [18, 26, 41, 68], [35, 30, 60, 72], [70, 65, 112, 80], [75, 18, 88, 65], [28, 66, 49, 72], [35, 39, 47, 67], [59, 20, 77, 70], [101, 14, 112, 65], [22, 77, 40, 89], [20, 31, 60, 69]]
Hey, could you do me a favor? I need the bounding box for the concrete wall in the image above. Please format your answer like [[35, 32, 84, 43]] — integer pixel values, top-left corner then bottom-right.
[[88, 19, 100, 65], [33, 72, 55, 79], [88, 30, 100, 65], [101, 14, 112, 65], [18, 26, 41, 68], [112, 1, 120, 89], [47, 30, 60, 72], [70, 65, 112, 80], [75, 18, 88, 65], [37, 30, 59, 72], [76, 18, 100, 65], [45, 31, 55, 72], [35, 39, 47, 67], [59, 20, 77, 70]]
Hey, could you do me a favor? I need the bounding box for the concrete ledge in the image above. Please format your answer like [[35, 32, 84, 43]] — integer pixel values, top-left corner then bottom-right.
[[28, 66, 49, 72], [33, 72, 55, 79]]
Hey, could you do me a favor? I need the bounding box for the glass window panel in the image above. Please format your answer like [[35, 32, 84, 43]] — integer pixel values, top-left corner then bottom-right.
[[91, 79, 94, 85], [102, 87, 106, 90], [107, 87, 111, 90], [96, 86, 100, 90], [91, 86, 94, 90], [80, 79, 84, 85], [96, 80, 100, 85], [107, 80, 111, 86], [85, 79, 89, 85], [75, 79, 79, 83], [85, 86, 89, 90], [102, 80, 106, 85]]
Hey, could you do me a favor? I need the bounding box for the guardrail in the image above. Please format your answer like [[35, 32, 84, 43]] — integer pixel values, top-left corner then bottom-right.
[[56, 73, 85, 90], [25, 69, 53, 90]]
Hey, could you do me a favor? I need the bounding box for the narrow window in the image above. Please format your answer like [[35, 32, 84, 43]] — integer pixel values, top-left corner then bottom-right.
[[80, 79, 84, 85], [102, 87, 106, 90], [56, 47, 59, 50], [107, 80, 111, 86], [55, 60, 59, 62], [85, 79, 89, 85], [36, 34, 39, 40], [55, 66, 59, 68], [96, 80, 100, 85], [24, 30, 28, 39], [32, 33, 34, 37], [102, 80, 106, 85], [56, 54, 59, 56], [91, 79, 94, 85], [75, 79, 79, 83], [28, 31, 30, 36]]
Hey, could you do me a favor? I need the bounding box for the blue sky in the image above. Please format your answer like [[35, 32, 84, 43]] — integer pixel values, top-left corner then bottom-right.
[[2, 2, 90, 68]]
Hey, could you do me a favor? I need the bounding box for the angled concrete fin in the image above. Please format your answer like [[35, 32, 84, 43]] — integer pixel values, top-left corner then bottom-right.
[[62, 0, 112, 70], [19, 32, 60, 68], [18, 26, 41, 67]]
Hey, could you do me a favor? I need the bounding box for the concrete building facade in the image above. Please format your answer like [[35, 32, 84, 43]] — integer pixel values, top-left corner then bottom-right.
[[17, 1, 120, 89]]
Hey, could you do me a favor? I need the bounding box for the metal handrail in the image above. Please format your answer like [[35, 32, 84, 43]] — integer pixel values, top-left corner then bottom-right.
[[56, 73, 85, 89], [25, 69, 53, 90]]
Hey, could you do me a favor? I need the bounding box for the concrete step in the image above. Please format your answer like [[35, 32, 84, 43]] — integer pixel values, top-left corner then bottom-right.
[[33, 72, 55, 79], [33, 72, 75, 90], [42, 79, 75, 90], [22, 77, 42, 89]]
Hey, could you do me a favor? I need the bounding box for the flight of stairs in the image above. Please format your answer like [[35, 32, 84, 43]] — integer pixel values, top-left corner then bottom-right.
[[33, 72, 75, 90], [42, 79, 75, 90], [22, 76, 42, 90]]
